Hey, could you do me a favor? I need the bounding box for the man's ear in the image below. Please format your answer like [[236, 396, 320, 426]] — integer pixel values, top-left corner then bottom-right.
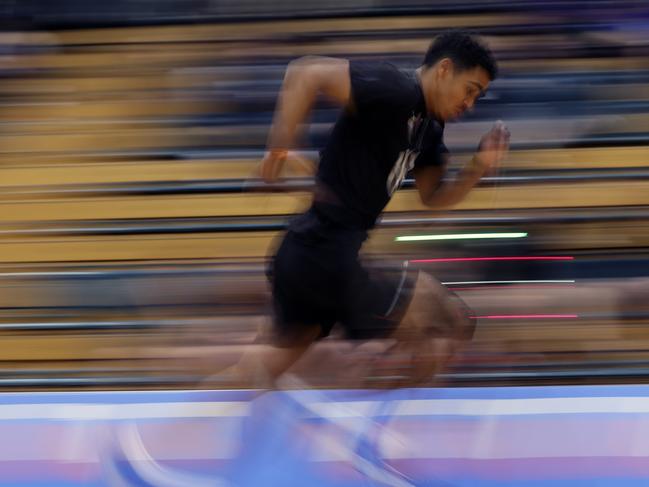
[[437, 58, 454, 80]]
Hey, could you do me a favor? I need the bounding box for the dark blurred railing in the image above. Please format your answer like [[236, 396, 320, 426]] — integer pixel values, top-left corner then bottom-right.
[[3, 0, 647, 27]]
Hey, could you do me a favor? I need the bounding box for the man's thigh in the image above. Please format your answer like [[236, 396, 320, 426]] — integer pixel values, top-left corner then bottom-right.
[[394, 272, 475, 339], [386, 271, 476, 384]]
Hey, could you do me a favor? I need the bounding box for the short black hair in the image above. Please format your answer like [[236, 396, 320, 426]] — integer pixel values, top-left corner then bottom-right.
[[422, 30, 498, 80]]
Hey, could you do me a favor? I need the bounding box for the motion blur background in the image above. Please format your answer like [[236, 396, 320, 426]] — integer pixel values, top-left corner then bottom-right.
[[1, 0, 649, 390]]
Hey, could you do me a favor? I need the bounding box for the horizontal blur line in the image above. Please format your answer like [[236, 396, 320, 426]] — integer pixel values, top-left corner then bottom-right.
[[383, 206, 649, 226], [443, 280, 576, 285], [0, 318, 237, 331], [453, 358, 649, 372], [473, 314, 579, 320], [0, 366, 177, 376], [411, 256, 574, 263], [0, 222, 287, 236], [442, 368, 649, 383], [0, 178, 314, 197], [1, 369, 647, 388], [5, 168, 649, 198], [0, 266, 637, 281], [0, 311, 639, 326], [15, 132, 648, 161], [13, 394, 649, 420], [4, 206, 649, 237], [396, 232, 528, 242], [314, 396, 649, 418], [26, 7, 537, 30], [0, 267, 267, 279], [0, 377, 193, 388], [449, 285, 576, 291], [2, 132, 645, 161]]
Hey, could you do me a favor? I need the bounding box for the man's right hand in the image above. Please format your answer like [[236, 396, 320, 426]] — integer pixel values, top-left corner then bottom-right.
[[474, 120, 510, 175], [260, 149, 289, 183], [259, 150, 316, 183]]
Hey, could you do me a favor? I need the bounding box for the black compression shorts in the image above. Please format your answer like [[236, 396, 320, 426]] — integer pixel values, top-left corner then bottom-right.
[[267, 209, 417, 347]]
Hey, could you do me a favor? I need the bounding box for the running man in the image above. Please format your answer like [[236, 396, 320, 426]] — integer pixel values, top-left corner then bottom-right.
[[238, 30, 510, 388]]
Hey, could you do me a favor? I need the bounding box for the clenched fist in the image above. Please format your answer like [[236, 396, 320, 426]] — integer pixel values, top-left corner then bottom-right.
[[473, 120, 510, 174], [259, 149, 315, 183]]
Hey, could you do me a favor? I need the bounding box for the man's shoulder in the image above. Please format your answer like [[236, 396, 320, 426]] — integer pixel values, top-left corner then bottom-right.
[[349, 60, 418, 113], [349, 60, 409, 83]]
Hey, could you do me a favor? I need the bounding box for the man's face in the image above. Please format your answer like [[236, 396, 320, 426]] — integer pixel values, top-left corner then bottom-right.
[[425, 60, 491, 122]]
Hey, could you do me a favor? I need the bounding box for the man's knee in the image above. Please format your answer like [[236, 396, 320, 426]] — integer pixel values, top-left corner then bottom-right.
[[406, 271, 476, 342]]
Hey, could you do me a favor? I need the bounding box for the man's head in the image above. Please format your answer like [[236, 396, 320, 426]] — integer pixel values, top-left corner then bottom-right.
[[418, 30, 497, 121]]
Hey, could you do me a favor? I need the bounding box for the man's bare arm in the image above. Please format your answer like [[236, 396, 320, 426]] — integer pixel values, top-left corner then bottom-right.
[[414, 159, 484, 208], [415, 121, 510, 208], [261, 57, 351, 182]]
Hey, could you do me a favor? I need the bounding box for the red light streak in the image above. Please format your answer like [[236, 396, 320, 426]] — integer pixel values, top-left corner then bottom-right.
[[410, 256, 574, 263], [472, 314, 579, 320]]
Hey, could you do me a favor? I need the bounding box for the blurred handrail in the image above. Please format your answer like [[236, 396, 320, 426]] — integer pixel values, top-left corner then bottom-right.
[[3, 167, 649, 198], [0, 312, 645, 331], [3, 205, 649, 237], [1, 131, 645, 159], [2, 0, 642, 28], [0, 365, 648, 389]]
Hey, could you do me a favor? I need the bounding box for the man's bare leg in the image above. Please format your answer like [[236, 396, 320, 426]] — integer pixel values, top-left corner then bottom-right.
[[362, 272, 472, 388], [204, 323, 322, 389]]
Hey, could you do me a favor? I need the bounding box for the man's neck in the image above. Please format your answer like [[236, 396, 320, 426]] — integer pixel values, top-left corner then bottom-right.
[[414, 66, 429, 116]]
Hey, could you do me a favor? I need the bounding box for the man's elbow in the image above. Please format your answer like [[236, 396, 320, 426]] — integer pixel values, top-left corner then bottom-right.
[[420, 192, 461, 209], [285, 56, 350, 106], [284, 57, 316, 86]]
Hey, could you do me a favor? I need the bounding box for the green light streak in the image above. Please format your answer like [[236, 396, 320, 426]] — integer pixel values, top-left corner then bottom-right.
[[395, 232, 528, 242]]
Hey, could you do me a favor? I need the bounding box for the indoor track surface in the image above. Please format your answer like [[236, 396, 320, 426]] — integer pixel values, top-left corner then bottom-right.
[[0, 384, 648, 486]]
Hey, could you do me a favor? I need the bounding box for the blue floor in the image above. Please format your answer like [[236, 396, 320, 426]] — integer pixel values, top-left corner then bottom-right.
[[1, 384, 648, 486]]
